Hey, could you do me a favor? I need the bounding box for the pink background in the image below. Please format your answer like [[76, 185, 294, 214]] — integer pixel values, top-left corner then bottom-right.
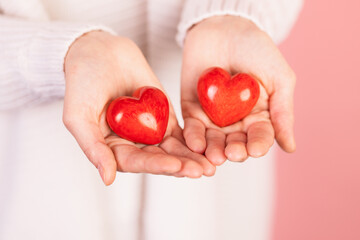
[[273, 1, 360, 239]]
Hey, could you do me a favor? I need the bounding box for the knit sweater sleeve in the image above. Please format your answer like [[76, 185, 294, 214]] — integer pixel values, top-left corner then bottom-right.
[[176, 0, 303, 46], [0, 15, 115, 110]]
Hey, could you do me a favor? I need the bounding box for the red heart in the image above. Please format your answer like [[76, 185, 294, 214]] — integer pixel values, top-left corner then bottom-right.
[[197, 67, 260, 127], [106, 86, 169, 145]]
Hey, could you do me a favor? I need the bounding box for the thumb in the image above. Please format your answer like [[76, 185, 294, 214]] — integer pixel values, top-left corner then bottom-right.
[[270, 75, 296, 153], [63, 116, 117, 185]]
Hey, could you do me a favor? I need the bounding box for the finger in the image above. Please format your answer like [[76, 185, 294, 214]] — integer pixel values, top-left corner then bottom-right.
[[179, 154, 215, 177], [112, 144, 182, 174], [172, 137, 216, 177], [270, 76, 296, 152], [205, 129, 227, 166], [247, 121, 274, 158], [160, 136, 208, 178], [142, 146, 179, 177], [63, 118, 117, 186], [225, 132, 248, 162], [169, 123, 186, 145], [183, 118, 206, 153]]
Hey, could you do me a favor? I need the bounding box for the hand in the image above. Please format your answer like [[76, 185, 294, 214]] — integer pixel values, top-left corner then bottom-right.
[[63, 31, 215, 185], [181, 16, 296, 165]]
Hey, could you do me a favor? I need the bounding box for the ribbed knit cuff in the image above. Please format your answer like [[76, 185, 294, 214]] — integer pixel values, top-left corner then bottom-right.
[[20, 22, 117, 99], [0, 15, 116, 109], [176, 0, 303, 46]]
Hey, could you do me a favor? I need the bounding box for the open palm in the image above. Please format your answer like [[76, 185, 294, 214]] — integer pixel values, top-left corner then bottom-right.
[[63, 31, 215, 185], [181, 16, 296, 165]]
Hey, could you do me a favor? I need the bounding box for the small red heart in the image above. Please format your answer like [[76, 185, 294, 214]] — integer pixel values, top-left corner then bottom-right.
[[106, 86, 169, 145], [197, 67, 260, 127]]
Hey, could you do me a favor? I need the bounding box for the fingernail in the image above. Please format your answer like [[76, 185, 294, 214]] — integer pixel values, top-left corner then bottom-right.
[[98, 164, 106, 185]]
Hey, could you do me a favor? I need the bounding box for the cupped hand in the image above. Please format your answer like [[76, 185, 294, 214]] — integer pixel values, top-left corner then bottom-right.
[[63, 31, 215, 185], [181, 16, 296, 165]]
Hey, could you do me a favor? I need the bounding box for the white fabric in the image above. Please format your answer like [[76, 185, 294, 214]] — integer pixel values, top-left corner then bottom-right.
[[0, 0, 302, 239], [177, 0, 304, 45], [0, 0, 303, 110]]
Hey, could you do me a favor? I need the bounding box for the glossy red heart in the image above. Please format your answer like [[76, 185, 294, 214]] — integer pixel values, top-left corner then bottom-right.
[[106, 86, 169, 145], [197, 67, 260, 127]]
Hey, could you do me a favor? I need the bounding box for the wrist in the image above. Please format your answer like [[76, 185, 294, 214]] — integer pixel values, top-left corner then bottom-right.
[[64, 31, 119, 72], [196, 15, 256, 28], [186, 15, 261, 41]]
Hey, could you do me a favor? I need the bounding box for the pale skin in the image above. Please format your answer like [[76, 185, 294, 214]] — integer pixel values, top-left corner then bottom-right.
[[182, 16, 296, 165], [63, 31, 215, 186], [63, 16, 296, 185]]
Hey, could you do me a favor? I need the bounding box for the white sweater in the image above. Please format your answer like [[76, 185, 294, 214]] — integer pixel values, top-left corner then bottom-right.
[[0, 1, 303, 240], [0, 0, 303, 110]]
